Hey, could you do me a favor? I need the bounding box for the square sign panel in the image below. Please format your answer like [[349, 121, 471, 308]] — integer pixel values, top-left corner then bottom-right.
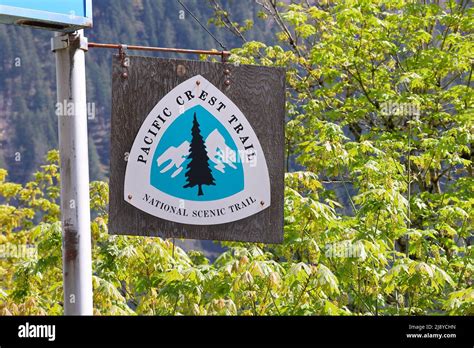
[[109, 56, 285, 243], [0, 0, 92, 32]]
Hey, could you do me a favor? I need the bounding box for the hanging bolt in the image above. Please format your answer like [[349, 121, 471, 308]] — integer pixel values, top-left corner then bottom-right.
[[177, 64, 186, 76], [224, 79, 231, 86], [121, 72, 128, 79], [224, 68, 230, 75]]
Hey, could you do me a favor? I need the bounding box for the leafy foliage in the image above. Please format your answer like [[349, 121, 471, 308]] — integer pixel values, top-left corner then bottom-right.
[[0, 147, 471, 315]]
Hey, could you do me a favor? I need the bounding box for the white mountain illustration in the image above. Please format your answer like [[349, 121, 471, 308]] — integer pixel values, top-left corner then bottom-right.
[[157, 129, 237, 178], [156, 141, 190, 178]]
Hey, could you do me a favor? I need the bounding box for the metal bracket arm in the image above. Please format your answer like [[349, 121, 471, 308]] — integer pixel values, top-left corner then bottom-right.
[[51, 33, 88, 52]]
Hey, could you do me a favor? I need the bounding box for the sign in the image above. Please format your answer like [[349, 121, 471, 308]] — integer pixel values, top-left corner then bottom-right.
[[124, 74, 271, 225], [110, 56, 285, 243], [0, 0, 92, 32]]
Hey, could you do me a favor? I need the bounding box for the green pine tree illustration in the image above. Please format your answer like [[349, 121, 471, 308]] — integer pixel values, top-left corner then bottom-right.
[[183, 113, 215, 196]]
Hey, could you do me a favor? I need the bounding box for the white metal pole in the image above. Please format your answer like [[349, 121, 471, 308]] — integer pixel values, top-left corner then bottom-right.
[[52, 30, 93, 315]]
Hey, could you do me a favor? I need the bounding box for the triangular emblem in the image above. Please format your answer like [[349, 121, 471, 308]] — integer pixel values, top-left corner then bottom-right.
[[124, 75, 270, 225]]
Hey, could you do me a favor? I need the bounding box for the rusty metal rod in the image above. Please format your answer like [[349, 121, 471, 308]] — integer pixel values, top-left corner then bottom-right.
[[88, 42, 231, 59]]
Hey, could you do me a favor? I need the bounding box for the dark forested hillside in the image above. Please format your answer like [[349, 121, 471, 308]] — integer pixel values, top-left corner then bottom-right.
[[0, 0, 273, 183]]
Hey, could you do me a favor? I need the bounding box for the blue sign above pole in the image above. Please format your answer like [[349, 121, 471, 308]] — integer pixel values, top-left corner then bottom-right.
[[0, 0, 92, 32]]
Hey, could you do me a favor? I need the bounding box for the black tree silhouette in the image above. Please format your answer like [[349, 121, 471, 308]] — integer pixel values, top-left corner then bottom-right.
[[183, 113, 215, 196]]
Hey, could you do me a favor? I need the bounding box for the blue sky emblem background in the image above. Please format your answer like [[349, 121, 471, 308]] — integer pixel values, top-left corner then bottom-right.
[[150, 105, 244, 201]]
